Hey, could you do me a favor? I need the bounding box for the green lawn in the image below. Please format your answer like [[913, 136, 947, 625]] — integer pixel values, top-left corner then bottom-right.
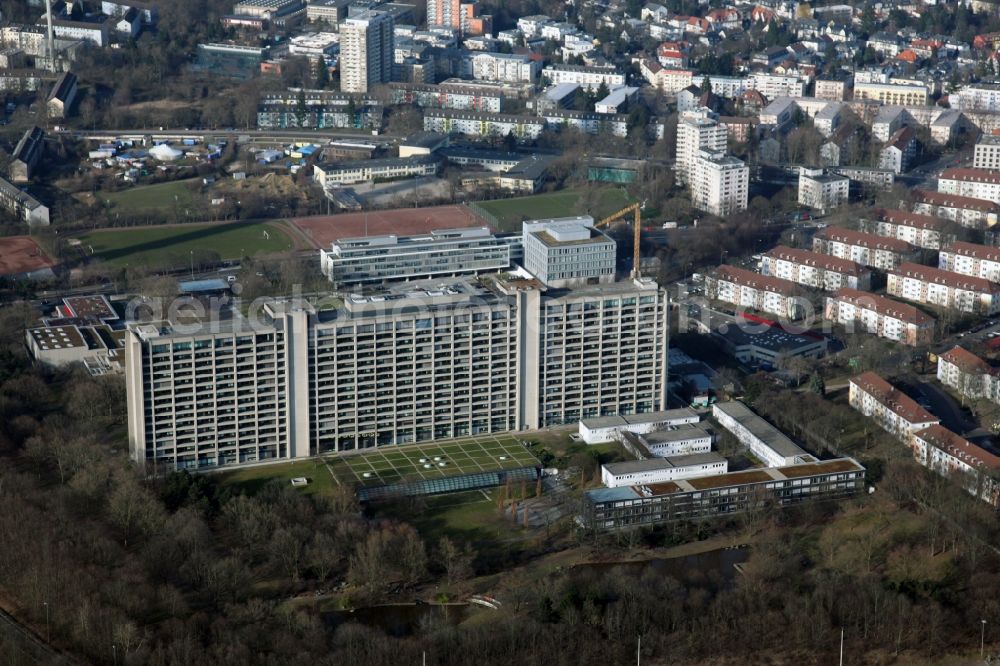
[[326, 435, 540, 488], [473, 187, 635, 231], [77, 220, 294, 269], [98, 179, 199, 216], [216, 458, 337, 496], [371, 489, 516, 545]]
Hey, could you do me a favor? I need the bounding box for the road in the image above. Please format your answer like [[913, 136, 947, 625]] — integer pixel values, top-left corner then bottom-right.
[[65, 127, 405, 146], [0, 605, 70, 664], [915, 380, 977, 435]]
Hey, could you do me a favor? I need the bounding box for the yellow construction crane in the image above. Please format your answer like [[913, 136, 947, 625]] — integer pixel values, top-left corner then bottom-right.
[[595, 202, 642, 278]]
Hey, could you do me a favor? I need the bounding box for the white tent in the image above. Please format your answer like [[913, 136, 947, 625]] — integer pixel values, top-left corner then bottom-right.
[[149, 143, 183, 161]]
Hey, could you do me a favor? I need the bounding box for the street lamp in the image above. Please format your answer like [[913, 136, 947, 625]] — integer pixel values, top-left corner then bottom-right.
[[982, 619, 988, 658], [112, 644, 118, 665], [43, 602, 49, 643]]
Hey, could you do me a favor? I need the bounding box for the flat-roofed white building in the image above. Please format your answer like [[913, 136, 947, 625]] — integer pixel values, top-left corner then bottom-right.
[[712, 400, 813, 467], [579, 408, 700, 444], [760, 245, 871, 291], [974, 134, 1000, 170], [854, 81, 929, 106], [691, 150, 748, 217], [798, 167, 849, 213], [471, 52, 539, 83], [849, 371, 939, 442], [939, 240, 1000, 283], [541, 64, 624, 91], [824, 288, 935, 346], [619, 425, 714, 458], [676, 108, 727, 185], [601, 453, 728, 488], [887, 262, 1000, 315], [522, 216, 615, 287]]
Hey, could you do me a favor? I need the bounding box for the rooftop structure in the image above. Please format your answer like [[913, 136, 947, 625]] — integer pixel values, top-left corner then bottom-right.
[[521, 216, 616, 287]]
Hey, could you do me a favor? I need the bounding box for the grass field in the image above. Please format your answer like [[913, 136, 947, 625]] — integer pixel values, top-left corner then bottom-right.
[[217, 459, 336, 496], [98, 179, 198, 216], [326, 436, 540, 489], [473, 187, 635, 231], [77, 220, 294, 268]]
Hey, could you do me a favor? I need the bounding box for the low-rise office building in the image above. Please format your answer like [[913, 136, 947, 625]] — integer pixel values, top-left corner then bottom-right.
[[312, 155, 438, 185], [581, 457, 866, 530], [319, 227, 513, 285], [712, 400, 813, 467], [939, 241, 1000, 282], [578, 408, 700, 444], [936, 345, 1000, 404], [887, 262, 1000, 314], [938, 168, 1000, 204], [824, 288, 935, 346], [619, 425, 713, 458], [600, 452, 728, 488], [812, 227, 917, 271], [912, 424, 1000, 506], [860, 208, 949, 251], [849, 371, 939, 442], [705, 265, 804, 320], [521, 216, 616, 287], [760, 245, 871, 291], [911, 189, 998, 230]]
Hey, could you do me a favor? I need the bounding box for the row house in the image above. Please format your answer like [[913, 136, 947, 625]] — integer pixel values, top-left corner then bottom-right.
[[912, 425, 1000, 507], [704, 265, 805, 320], [812, 227, 918, 271], [760, 245, 871, 291], [848, 372, 939, 442], [938, 168, 1000, 205], [860, 208, 949, 251], [911, 189, 999, 230], [936, 345, 1000, 404], [939, 241, 1000, 282], [824, 288, 935, 346], [887, 262, 1000, 315]]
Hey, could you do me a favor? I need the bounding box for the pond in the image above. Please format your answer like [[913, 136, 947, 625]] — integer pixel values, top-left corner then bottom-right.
[[570, 546, 749, 586]]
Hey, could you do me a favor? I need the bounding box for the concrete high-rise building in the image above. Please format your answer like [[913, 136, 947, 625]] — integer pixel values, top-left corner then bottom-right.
[[675, 108, 727, 185], [126, 275, 668, 471], [690, 149, 748, 217], [339, 10, 394, 93]]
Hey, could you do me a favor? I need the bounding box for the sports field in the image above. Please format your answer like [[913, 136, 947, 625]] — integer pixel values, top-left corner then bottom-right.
[[98, 179, 198, 216], [326, 436, 540, 488], [473, 187, 635, 231], [289, 205, 485, 248], [77, 220, 295, 268], [0, 236, 54, 276]]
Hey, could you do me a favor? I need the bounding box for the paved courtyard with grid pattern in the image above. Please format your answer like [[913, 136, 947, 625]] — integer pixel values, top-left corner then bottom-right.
[[324, 435, 540, 488]]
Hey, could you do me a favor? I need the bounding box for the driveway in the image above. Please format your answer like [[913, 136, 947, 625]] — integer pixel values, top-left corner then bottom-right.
[[916, 381, 977, 435]]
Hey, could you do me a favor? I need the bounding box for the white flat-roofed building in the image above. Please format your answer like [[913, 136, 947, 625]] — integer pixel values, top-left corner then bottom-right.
[[760, 245, 871, 291], [974, 134, 1000, 170], [939, 241, 1000, 282], [676, 108, 727, 185], [812, 227, 917, 271], [938, 168, 1000, 204], [579, 408, 700, 444], [912, 190, 999, 230], [849, 371, 939, 442], [471, 52, 539, 83], [522, 216, 616, 287], [936, 345, 1000, 404], [691, 150, 748, 217], [705, 265, 803, 319], [319, 227, 512, 285], [46, 17, 110, 47], [887, 262, 1000, 314], [312, 155, 438, 185], [953, 83, 1000, 112], [620, 425, 713, 458], [232, 0, 304, 18], [750, 72, 806, 99], [861, 208, 948, 251], [798, 167, 849, 213], [854, 81, 929, 106], [601, 452, 728, 488], [542, 64, 625, 91], [712, 400, 813, 468], [913, 425, 1000, 507], [824, 288, 935, 346], [288, 32, 339, 57]]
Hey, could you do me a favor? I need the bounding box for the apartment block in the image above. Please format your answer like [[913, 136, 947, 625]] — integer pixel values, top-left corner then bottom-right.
[[798, 168, 849, 213], [936, 345, 1000, 404], [760, 245, 871, 291], [471, 52, 539, 84], [0, 175, 48, 226], [257, 90, 382, 130], [911, 189, 999, 230], [938, 240, 1000, 284], [691, 150, 748, 217], [339, 10, 394, 93], [824, 288, 935, 346], [938, 168, 1000, 204], [521, 217, 616, 287], [912, 425, 1000, 507], [812, 227, 917, 271], [675, 108, 727, 185], [319, 227, 513, 285], [878, 126, 917, 175], [705, 265, 803, 319], [541, 64, 625, 91], [423, 109, 546, 142], [860, 208, 948, 251], [848, 371, 939, 442], [853, 81, 929, 106], [387, 82, 506, 113], [126, 276, 669, 471], [887, 262, 1000, 314], [953, 83, 1000, 112], [974, 134, 1000, 170]]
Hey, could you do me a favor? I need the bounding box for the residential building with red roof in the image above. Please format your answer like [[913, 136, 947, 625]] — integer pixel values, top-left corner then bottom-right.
[[849, 371, 939, 442], [939, 240, 1000, 282], [760, 245, 872, 291], [705, 265, 805, 320], [860, 207, 949, 251], [887, 262, 1000, 314], [911, 189, 999, 229], [813, 227, 919, 271], [824, 288, 935, 346], [938, 167, 1000, 204], [913, 425, 1000, 506], [936, 345, 1000, 404]]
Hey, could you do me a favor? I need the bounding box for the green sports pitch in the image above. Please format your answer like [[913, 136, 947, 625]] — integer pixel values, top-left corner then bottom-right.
[[325, 436, 540, 489]]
